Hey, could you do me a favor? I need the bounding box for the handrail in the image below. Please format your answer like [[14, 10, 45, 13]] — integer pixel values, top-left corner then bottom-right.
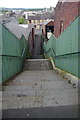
[[1, 48, 26, 58], [45, 46, 80, 58], [45, 47, 56, 57], [21, 48, 25, 58], [51, 48, 56, 57], [56, 51, 80, 57], [0, 55, 21, 58]]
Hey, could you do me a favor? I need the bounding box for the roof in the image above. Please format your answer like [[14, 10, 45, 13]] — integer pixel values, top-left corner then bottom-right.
[[3, 20, 30, 40], [42, 19, 54, 25], [0, 14, 11, 23], [28, 15, 41, 20], [28, 12, 55, 20]]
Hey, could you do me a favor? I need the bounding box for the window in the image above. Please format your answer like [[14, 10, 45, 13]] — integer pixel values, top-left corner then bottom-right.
[[60, 20, 64, 34]]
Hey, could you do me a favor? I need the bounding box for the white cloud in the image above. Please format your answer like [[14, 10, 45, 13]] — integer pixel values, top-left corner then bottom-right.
[[0, 0, 58, 8]]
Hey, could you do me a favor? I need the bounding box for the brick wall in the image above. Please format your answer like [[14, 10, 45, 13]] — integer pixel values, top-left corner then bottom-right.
[[54, 1, 79, 38]]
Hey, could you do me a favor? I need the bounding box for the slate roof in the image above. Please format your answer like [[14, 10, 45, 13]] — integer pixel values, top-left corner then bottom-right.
[[0, 14, 11, 23], [28, 12, 55, 20], [3, 20, 30, 40]]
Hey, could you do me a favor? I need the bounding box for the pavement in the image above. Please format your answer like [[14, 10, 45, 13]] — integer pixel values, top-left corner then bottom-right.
[[33, 35, 42, 55], [1, 70, 78, 118]]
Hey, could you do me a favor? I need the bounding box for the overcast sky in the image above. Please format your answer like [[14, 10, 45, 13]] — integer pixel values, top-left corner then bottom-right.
[[0, 0, 59, 8]]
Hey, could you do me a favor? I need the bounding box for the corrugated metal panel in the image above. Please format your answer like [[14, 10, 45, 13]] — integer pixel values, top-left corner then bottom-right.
[[0, 23, 2, 55], [43, 34, 56, 59], [1, 23, 28, 83], [56, 17, 78, 56], [2, 25, 21, 56], [55, 54, 78, 77], [55, 16, 79, 77], [0, 56, 2, 83], [43, 16, 80, 77], [0, 23, 2, 83], [2, 56, 22, 81]]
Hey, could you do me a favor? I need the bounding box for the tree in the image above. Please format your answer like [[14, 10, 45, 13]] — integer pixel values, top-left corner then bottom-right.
[[18, 17, 26, 24]]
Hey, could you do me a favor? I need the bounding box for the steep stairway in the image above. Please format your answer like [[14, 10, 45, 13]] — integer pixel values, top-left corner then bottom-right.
[[2, 58, 78, 118]]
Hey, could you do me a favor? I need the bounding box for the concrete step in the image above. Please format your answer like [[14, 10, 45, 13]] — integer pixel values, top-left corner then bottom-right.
[[2, 93, 78, 109], [23, 59, 53, 70], [31, 55, 44, 59], [3, 82, 74, 91], [3, 69, 78, 112], [3, 89, 77, 97]]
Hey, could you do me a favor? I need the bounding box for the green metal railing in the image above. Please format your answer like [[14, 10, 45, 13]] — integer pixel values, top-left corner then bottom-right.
[[43, 15, 80, 77]]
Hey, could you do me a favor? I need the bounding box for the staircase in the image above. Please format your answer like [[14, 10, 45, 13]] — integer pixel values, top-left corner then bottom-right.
[[23, 59, 53, 70], [2, 58, 78, 118]]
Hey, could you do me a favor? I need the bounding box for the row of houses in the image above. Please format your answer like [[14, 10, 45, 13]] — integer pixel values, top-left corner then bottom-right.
[[26, 11, 55, 29]]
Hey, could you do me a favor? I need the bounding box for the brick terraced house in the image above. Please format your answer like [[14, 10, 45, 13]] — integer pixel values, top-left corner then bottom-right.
[[54, 0, 79, 38]]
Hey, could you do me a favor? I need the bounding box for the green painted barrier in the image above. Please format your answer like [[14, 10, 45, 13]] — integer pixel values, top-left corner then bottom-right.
[[0, 23, 2, 83], [0, 23, 29, 83], [43, 16, 80, 77]]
